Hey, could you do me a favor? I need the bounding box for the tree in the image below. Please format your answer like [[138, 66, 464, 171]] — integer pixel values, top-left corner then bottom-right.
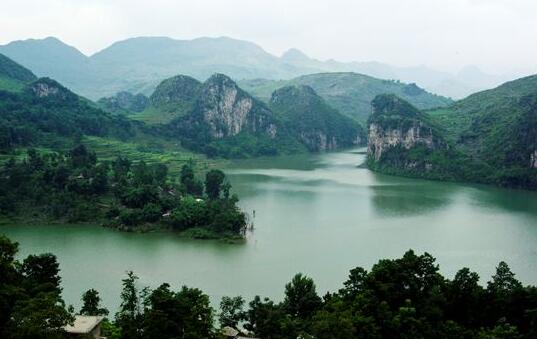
[[219, 296, 245, 328], [80, 288, 109, 316], [8, 292, 74, 339], [142, 284, 214, 339], [488, 262, 522, 296], [115, 271, 143, 339], [245, 296, 294, 339], [21, 253, 62, 295], [180, 163, 203, 196], [205, 169, 226, 199], [283, 273, 322, 319]]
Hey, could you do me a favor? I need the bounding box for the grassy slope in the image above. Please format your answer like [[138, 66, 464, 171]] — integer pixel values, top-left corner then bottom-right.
[[0, 76, 25, 92]]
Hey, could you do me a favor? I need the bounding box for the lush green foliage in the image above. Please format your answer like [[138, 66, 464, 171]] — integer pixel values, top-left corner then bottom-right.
[[0, 78, 139, 153], [369, 87, 537, 189], [269, 85, 364, 151], [0, 145, 247, 238], [0, 235, 74, 338], [2, 235, 537, 338]]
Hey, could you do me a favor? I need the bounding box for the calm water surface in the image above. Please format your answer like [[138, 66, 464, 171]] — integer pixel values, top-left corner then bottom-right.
[[2, 149, 537, 311]]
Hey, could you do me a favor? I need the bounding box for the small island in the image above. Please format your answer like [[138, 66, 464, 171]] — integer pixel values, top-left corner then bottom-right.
[[0, 145, 247, 240]]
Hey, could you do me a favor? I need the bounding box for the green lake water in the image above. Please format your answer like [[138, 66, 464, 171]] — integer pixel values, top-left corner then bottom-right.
[[1, 149, 537, 311]]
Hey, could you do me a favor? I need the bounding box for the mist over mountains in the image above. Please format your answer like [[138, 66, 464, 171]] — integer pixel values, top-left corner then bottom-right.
[[0, 36, 513, 100]]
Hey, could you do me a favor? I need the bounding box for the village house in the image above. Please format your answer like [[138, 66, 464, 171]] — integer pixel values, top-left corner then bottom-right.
[[64, 315, 105, 338]]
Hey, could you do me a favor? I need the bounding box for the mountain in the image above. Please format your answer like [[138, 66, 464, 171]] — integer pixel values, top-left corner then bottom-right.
[[240, 72, 452, 123], [0, 77, 139, 152], [269, 85, 363, 151], [167, 74, 289, 157], [366, 94, 461, 179], [97, 91, 149, 115], [0, 37, 90, 92], [428, 75, 537, 188], [0, 36, 514, 100], [160, 73, 363, 157], [0, 53, 37, 91], [367, 75, 537, 189], [278, 49, 509, 99]]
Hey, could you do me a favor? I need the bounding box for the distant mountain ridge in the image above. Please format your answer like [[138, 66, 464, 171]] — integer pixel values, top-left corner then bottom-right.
[[0, 36, 514, 100], [240, 73, 452, 123]]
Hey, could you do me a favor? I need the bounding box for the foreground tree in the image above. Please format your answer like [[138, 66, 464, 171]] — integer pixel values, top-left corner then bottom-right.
[[0, 235, 73, 339], [219, 296, 245, 328], [80, 288, 109, 316], [283, 273, 322, 319]]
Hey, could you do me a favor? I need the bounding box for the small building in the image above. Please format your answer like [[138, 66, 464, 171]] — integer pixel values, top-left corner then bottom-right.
[[64, 315, 105, 338], [222, 326, 259, 339]]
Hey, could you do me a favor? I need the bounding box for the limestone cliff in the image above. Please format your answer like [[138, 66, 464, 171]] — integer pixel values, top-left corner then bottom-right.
[[367, 94, 448, 173], [187, 73, 277, 139]]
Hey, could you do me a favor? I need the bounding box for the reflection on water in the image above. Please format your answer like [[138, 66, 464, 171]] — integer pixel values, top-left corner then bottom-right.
[[369, 183, 456, 217], [2, 148, 537, 313]]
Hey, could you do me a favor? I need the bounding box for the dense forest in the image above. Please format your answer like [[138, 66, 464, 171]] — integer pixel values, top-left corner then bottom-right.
[[1, 235, 536, 338], [0, 145, 247, 239]]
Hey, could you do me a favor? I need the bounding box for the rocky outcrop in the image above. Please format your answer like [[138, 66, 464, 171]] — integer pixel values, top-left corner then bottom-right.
[[368, 121, 438, 161], [269, 85, 364, 151], [367, 94, 447, 170], [193, 74, 277, 139], [26, 78, 78, 101], [531, 150, 537, 168]]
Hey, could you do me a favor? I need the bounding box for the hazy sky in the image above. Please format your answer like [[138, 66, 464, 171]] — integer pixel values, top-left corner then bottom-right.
[[1, 0, 536, 74]]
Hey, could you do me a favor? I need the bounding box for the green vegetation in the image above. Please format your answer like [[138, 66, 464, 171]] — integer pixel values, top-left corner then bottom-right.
[[240, 72, 453, 123], [0, 145, 247, 239], [2, 236, 537, 338], [0, 77, 140, 153], [269, 85, 364, 151], [368, 84, 537, 189], [97, 91, 149, 115], [0, 53, 37, 92], [165, 74, 307, 158]]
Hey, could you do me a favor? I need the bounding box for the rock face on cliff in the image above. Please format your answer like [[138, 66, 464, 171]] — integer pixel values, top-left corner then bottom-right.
[[269, 85, 363, 151], [25, 77, 78, 102], [168, 74, 283, 157], [192, 74, 277, 139], [367, 94, 450, 174]]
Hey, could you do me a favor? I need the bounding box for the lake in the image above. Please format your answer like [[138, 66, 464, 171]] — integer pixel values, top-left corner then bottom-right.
[[1, 148, 537, 312]]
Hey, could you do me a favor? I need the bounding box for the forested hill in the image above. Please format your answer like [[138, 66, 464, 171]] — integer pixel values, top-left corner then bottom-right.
[[366, 74, 537, 189], [0, 53, 37, 92], [269, 85, 364, 151], [156, 73, 364, 157], [240, 72, 452, 123], [0, 76, 139, 152]]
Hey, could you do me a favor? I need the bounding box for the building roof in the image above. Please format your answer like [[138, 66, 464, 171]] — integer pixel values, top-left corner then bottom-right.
[[222, 326, 239, 337], [64, 315, 104, 334]]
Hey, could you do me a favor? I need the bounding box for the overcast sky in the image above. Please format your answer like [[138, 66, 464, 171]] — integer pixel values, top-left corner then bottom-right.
[[1, 0, 536, 74]]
